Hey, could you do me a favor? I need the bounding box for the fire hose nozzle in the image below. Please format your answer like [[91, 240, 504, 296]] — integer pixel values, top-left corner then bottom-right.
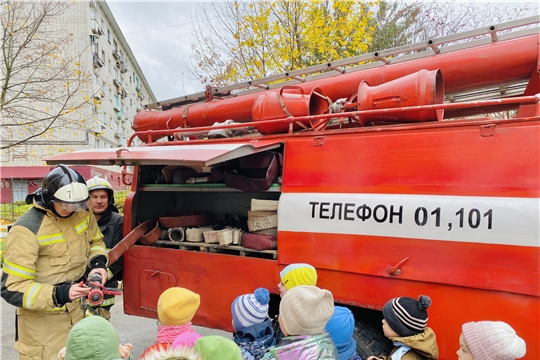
[[85, 273, 122, 306]]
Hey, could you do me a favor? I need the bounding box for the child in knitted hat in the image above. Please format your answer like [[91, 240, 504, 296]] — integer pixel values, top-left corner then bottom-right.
[[193, 335, 243, 360], [277, 263, 318, 297], [367, 295, 438, 360], [274, 263, 318, 342], [325, 306, 362, 360], [140, 287, 201, 360], [262, 285, 337, 359], [57, 316, 132, 360], [458, 321, 526, 360], [231, 287, 276, 359]]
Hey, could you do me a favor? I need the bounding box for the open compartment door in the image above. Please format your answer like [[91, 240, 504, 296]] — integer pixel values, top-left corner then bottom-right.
[[44, 140, 281, 167]]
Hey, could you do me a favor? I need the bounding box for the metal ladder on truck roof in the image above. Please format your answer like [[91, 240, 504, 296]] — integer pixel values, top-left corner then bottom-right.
[[145, 15, 540, 111]]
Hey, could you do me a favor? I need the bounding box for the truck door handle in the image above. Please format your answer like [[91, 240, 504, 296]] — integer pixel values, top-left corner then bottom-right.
[[386, 256, 410, 276]]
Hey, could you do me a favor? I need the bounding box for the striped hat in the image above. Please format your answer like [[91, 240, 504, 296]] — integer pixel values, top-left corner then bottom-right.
[[280, 263, 318, 290], [231, 288, 270, 331], [382, 295, 431, 337]]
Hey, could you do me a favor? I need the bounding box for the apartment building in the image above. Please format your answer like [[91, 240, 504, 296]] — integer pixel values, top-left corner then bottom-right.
[[0, 0, 156, 202]]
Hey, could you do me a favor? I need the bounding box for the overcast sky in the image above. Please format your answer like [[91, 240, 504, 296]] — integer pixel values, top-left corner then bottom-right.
[[107, 1, 209, 102], [107, 1, 539, 104]]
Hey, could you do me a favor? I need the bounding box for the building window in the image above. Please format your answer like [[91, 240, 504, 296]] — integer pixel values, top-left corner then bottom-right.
[[108, 58, 111, 72], [12, 145, 27, 159], [90, 36, 98, 54], [113, 39, 118, 51], [107, 29, 111, 43], [96, 138, 101, 148], [0, 149, 9, 162]]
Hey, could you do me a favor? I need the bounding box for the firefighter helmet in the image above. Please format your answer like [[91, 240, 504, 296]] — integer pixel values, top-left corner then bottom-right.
[[41, 165, 89, 208], [86, 176, 115, 206]]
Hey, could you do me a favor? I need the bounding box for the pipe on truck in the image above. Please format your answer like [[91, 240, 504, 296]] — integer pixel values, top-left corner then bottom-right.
[[133, 34, 539, 141]]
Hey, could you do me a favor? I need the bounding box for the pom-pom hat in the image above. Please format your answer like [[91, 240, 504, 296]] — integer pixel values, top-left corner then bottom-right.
[[157, 287, 201, 326], [231, 288, 270, 331], [462, 321, 526, 360], [383, 295, 431, 337], [279, 285, 334, 336]]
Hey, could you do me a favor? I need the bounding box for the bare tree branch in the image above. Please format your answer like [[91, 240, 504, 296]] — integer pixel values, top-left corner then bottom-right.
[[0, 0, 95, 150]]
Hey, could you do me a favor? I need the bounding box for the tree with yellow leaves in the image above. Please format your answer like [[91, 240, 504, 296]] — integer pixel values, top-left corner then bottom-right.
[[0, 0, 93, 150], [188, 0, 537, 89], [189, 0, 376, 87]]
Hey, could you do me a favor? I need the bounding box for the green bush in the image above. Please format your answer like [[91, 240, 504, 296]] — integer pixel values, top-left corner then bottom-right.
[[1, 189, 130, 222], [0, 203, 31, 222], [114, 190, 128, 215]]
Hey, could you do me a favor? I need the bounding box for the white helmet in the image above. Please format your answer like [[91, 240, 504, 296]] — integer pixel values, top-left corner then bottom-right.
[[86, 176, 115, 206], [42, 165, 89, 211]]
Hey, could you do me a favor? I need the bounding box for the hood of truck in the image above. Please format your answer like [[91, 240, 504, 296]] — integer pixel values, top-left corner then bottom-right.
[[44, 140, 281, 167]]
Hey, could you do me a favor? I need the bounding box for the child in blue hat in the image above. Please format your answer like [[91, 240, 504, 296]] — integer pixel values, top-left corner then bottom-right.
[[325, 306, 362, 360]]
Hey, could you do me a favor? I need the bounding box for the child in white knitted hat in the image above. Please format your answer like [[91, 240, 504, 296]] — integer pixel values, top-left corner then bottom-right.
[[367, 295, 438, 360], [231, 288, 276, 359], [262, 285, 337, 359], [458, 321, 526, 360]]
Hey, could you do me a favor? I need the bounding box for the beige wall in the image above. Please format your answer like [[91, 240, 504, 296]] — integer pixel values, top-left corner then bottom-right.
[[1, 0, 155, 167]]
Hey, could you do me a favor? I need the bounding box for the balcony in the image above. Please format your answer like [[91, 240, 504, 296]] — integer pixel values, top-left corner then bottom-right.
[[112, 49, 123, 60], [120, 61, 128, 74], [92, 53, 104, 68], [91, 19, 103, 36]]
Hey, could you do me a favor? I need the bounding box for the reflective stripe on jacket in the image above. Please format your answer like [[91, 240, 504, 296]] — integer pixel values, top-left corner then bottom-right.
[[1, 202, 107, 312]]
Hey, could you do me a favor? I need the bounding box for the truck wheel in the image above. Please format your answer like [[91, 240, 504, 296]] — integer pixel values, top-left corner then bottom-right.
[[353, 317, 393, 358]]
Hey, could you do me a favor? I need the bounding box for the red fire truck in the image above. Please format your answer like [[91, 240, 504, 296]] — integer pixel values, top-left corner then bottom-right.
[[47, 17, 539, 359]]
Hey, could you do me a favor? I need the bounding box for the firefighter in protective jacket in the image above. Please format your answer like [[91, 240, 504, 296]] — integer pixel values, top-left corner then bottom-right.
[[86, 176, 124, 319], [0, 165, 108, 360]]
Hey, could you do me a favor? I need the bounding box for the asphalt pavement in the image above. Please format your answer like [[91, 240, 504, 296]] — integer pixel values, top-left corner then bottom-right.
[[1, 294, 230, 359]]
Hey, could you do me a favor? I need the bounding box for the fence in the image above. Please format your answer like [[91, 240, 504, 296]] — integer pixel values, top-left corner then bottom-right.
[[0, 179, 41, 221]]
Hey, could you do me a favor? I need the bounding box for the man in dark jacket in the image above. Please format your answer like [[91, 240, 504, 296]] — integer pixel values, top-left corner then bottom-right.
[[86, 176, 124, 319]]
